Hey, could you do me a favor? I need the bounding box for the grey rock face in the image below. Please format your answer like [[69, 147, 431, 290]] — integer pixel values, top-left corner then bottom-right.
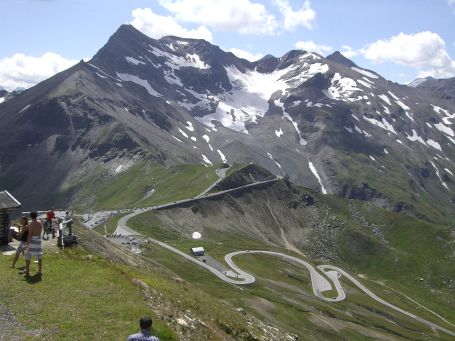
[[0, 24, 454, 223]]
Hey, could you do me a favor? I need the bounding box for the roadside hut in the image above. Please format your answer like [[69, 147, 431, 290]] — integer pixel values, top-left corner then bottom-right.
[[0, 190, 21, 244], [191, 247, 205, 257]]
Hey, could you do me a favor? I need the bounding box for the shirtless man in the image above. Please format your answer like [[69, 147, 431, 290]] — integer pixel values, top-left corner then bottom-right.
[[23, 212, 43, 276]]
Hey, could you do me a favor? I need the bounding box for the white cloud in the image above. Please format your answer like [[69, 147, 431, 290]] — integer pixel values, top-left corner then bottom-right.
[[340, 45, 358, 58], [157, 0, 279, 35], [361, 31, 455, 79], [131, 7, 213, 41], [0, 52, 78, 91], [449, 0, 455, 11], [294, 40, 332, 55], [228, 48, 264, 61], [273, 0, 316, 31]]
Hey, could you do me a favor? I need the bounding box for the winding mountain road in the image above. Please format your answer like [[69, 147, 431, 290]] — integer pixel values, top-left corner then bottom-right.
[[110, 170, 455, 337]]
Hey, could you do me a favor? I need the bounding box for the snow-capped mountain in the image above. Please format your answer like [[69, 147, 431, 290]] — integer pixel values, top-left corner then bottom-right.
[[0, 24, 454, 221], [414, 76, 455, 102], [0, 89, 7, 104], [406, 77, 433, 88]]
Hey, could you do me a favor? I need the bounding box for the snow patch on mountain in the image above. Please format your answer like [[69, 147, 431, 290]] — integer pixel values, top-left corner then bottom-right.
[[432, 105, 455, 125], [406, 129, 426, 146], [363, 116, 397, 134], [446, 136, 455, 145], [202, 135, 214, 151], [351, 67, 379, 79], [354, 125, 371, 137], [149, 45, 210, 70], [19, 104, 31, 113], [195, 66, 290, 133], [387, 91, 400, 101], [431, 105, 450, 116], [308, 161, 327, 194], [217, 149, 227, 163], [116, 73, 160, 97], [323, 73, 362, 102], [430, 161, 449, 190], [445, 168, 454, 176], [192, 58, 329, 134], [434, 122, 454, 136], [357, 79, 373, 89], [184, 121, 194, 131], [426, 139, 442, 151], [96, 72, 108, 79], [201, 154, 212, 166], [382, 104, 390, 114], [282, 111, 307, 145], [405, 112, 414, 122], [163, 69, 183, 86], [89, 63, 123, 82], [178, 128, 188, 138], [395, 99, 410, 111], [275, 127, 283, 137], [125, 56, 146, 65], [378, 94, 391, 105], [267, 152, 282, 170]]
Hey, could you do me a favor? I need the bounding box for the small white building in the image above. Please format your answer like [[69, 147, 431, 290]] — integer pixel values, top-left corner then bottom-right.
[[191, 246, 205, 257]]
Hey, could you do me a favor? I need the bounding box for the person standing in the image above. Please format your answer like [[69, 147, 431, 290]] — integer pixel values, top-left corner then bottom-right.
[[23, 212, 43, 276], [126, 317, 160, 341], [47, 209, 56, 239], [11, 216, 29, 268]]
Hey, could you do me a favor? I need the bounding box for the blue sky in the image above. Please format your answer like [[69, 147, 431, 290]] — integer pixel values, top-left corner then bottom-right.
[[0, 0, 454, 90]]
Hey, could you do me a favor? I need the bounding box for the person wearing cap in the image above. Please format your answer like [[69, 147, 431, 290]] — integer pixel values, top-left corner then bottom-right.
[[126, 317, 160, 341]]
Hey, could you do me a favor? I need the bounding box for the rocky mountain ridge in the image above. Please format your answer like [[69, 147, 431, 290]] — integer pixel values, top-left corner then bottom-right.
[[0, 24, 454, 223]]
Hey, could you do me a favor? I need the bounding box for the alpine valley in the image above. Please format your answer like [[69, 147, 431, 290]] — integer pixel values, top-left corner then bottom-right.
[[0, 24, 455, 340]]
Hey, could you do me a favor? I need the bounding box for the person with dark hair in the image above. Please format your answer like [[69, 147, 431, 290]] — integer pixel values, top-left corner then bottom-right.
[[11, 216, 29, 268], [22, 211, 43, 276], [47, 209, 56, 238], [126, 317, 160, 341]]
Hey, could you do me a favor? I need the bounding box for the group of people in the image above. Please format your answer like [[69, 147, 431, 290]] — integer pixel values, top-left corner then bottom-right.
[[10, 209, 67, 275], [11, 211, 43, 276], [10, 211, 160, 340]]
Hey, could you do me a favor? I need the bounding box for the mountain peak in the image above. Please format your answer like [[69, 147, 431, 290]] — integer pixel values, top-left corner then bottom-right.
[[406, 76, 434, 88], [326, 51, 357, 68], [114, 24, 142, 37]]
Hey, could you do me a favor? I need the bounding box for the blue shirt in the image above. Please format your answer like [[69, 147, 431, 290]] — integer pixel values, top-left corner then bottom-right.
[[126, 330, 160, 341]]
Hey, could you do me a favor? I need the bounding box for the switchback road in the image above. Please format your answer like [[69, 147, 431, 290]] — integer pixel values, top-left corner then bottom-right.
[[109, 171, 455, 337]]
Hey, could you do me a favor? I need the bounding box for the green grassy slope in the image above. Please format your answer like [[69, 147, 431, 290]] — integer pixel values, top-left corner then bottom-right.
[[60, 162, 220, 210], [0, 225, 279, 340], [50, 162, 455, 339], [0, 248, 177, 341], [124, 178, 455, 340]]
